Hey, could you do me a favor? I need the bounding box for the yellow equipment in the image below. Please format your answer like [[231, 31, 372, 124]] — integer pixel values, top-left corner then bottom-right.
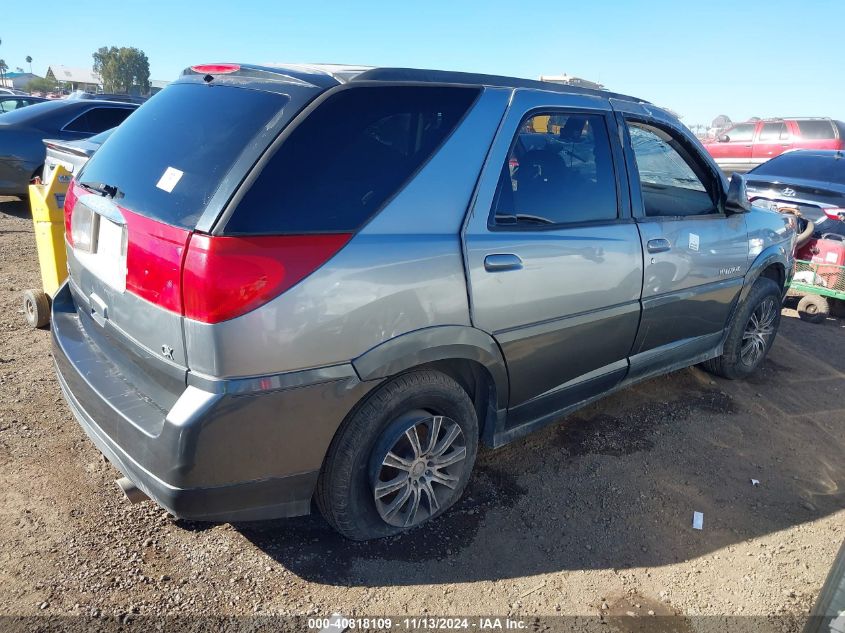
[[23, 165, 71, 328]]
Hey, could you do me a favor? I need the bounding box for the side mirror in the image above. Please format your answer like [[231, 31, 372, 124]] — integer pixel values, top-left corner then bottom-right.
[[717, 134, 730, 142], [725, 173, 752, 214]]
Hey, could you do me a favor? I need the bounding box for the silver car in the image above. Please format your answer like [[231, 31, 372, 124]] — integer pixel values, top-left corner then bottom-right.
[[52, 63, 795, 540]]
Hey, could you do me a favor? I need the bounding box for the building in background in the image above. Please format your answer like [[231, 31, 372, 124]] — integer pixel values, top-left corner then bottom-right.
[[0, 72, 40, 91], [46, 65, 102, 92], [539, 73, 604, 91]]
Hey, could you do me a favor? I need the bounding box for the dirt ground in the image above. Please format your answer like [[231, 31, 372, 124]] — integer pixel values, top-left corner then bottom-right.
[[1, 194, 844, 631]]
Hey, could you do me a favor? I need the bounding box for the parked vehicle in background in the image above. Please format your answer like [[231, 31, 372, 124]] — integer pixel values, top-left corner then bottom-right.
[[747, 150, 845, 323], [0, 87, 30, 96], [0, 99, 136, 196], [42, 129, 113, 184], [0, 95, 47, 113], [704, 118, 845, 174], [66, 91, 148, 105], [52, 63, 794, 541], [746, 150, 845, 228]]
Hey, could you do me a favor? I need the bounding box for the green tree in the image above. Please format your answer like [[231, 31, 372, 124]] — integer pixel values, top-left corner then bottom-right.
[[92, 46, 150, 94], [26, 55, 32, 73], [0, 59, 8, 86], [25, 77, 58, 94]]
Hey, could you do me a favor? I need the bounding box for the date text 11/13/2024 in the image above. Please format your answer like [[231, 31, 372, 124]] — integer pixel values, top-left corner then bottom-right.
[[307, 616, 528, 630]]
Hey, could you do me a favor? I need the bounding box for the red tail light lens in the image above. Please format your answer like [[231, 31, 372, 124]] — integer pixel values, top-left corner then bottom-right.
[[123, 210, 191, 313], [824, 208, 845, 221], [181, 233, 351, 324], [69, 196, 349, 322], [63, 179, 81, 245], [190, 63, 240, 74]]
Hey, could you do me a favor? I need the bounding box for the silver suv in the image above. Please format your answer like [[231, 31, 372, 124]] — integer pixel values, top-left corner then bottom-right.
[[52, 63, 795, 540]]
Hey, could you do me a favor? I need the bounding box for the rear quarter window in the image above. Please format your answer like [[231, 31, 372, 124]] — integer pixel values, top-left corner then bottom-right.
[[64, 107, 134, 134], [223, 85, 481, 234], [795, 120, 836, 140]]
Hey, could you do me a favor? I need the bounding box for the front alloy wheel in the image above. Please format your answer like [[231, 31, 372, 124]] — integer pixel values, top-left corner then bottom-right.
[[740, 295, 777, 367], [371, 412, 467, 528], [700, 277, 782, 379]]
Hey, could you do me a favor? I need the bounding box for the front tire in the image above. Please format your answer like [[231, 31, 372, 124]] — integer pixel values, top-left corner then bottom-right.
[[316, 370, 478, 541], [702, 277, 782, 379]]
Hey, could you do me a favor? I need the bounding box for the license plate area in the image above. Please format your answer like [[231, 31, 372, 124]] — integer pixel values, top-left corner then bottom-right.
[[72, 197, 127, 293]]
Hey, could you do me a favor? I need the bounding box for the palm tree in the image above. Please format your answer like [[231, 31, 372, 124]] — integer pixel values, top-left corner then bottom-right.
[[0, 59, 8, 87], [26, 56, 32, 74]]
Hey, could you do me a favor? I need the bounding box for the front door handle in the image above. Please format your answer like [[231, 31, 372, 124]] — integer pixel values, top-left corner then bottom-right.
[[646, 238, 671, 254], [484, 253, 523, 272]]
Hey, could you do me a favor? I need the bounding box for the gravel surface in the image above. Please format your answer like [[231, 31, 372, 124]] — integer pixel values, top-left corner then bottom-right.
[[1, 195, 843, 631]]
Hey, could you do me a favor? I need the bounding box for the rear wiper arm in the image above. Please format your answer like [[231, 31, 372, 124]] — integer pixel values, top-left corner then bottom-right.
[[79, 180, 123, 199]]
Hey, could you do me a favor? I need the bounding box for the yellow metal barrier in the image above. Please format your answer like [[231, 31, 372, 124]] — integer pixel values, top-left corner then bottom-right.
[[23, 165, 71, 328]]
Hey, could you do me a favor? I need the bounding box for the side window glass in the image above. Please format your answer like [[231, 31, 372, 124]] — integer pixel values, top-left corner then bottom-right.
[[796, 120, 836, 140], [628, 123, 716, 218], [226, 86, 480, 234], [64, 110, 91, 133], [82, 107, 133, 133], [759, 122, 786, 142], [725, 124, 755, 142], [492, 112, 618, 226], [65, 108, 132, 134]]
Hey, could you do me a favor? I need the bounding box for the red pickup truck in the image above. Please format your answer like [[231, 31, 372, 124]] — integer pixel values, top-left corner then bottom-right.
[[703, 117, 845, 174]]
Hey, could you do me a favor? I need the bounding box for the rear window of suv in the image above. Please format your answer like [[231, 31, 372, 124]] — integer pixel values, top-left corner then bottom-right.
[[751, 153, 845, 183], [77, 83, 289, 229], [796, 120, 836, 140], [222, 85, 480, 234]]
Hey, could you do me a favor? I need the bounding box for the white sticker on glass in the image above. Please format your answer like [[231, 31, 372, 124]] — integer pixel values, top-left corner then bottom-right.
[[156, 166, 183, 193], [689, 233, 700, 252]]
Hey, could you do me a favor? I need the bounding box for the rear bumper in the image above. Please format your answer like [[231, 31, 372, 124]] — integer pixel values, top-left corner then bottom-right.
[[51, 281, 375, 522]]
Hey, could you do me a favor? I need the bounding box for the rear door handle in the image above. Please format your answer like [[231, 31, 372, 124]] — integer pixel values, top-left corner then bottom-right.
[[484, 253, 523, 272], [646, 238, 671, 254]]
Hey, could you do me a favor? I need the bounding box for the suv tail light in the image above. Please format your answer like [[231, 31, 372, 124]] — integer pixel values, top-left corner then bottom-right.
[[824, 208, 845, 221], [182, 233, 351, 323], [123, 210, 191, 313], [64, 181, 351, 323], [121, 211, 350, 323], [63, 179, 81, 246]]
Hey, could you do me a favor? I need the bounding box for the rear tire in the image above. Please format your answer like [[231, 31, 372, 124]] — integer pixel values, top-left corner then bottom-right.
[[702, 277, 782, 379], [797, 294, 829, 324], [22, 289, 50, 328], [316, 370, 478, 541]]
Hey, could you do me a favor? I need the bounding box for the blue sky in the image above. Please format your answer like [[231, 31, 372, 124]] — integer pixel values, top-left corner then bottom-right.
[[2, 0, 842, 126]]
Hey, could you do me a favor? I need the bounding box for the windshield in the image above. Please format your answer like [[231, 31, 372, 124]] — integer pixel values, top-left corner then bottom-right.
[[78, 83, 289, 229]]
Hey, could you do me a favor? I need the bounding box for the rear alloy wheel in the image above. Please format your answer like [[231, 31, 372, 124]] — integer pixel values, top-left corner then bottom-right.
[[371, 412, 467, 528], [316, 370, 478, 541]]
